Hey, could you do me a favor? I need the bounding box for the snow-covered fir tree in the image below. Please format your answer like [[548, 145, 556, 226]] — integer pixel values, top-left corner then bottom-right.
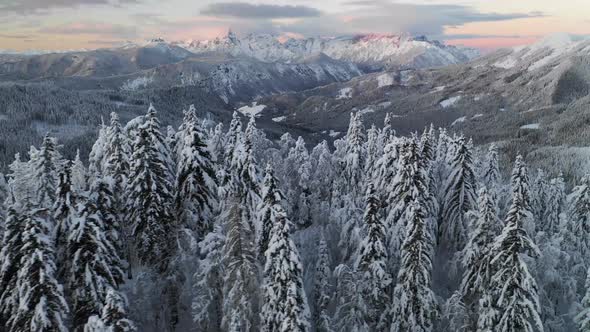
[[175, 106, 218, 241], [258, 164, 284, 262], [354, 183, 391, 327], [0, 204, 26, 325], [389, 197, 437, 332], [71, 149, 87, 193], [101, 288, 136, 332], [333, 264, 370, 332], [313, 232, 333, 332], [488, 155, 543, 332], [9, 207, 69, 332], [53, 161, 79, 279], [440, 135, 477, 252], [259, 190, 309, 332], [126, 106, 175, 270], [32, 134, 61, 208]]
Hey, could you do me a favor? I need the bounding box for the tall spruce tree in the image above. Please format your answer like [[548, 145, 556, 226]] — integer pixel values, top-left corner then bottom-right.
[[389, 198, 437, 332], [355, 183, 391, 327], [258, 164, 284, 263], [440, 136, 477, 252], [10, 207, 68, 332], [260, 192, 309, 332], [175, 106, 218, 241], [313, 232, 333, 332], [0, 203, 26, 326], [53, 161, 79, 280], [32, 134, 61, 208], [459, 187, 501, 329], [67, 189, 124, 329], [487, 155, 543, 332], [126, 106, 175, 270]]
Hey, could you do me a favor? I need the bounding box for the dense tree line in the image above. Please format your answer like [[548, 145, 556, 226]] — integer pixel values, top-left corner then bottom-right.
[[0, 104, 589, 331]]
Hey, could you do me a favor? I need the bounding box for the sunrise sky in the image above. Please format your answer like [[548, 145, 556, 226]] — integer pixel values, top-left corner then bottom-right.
[[0, 0, 588, 52]]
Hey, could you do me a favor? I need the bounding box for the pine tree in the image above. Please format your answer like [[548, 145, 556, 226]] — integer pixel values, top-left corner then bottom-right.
[[126, 106, 175, 270], [459, 187, 501, 329], [192, 227, 225, 331], [221, 199, 259, 332], [313, 232, 333, 332], [577, 267, 590, 331], [0, 204, 26, 325], [103, 112, 131, 212], [482, 144, 500, 190], [389, 198, 437, 332], [10, 207, 68, 332], [385, 137, 429, 273], [542, 175, 565, 234], [258, 164, 284, 262], [71, 149, 87, 193], [222, 111, 242, 177], [89, 123, 109, 177], [488, 155, 542, 332], [343, 112, 365, 196], [101, 288, 136, 332], [260, 194, 309, 332], [67, 186, 124, 329], [175, 106, 218, 240], [53, 161, 79, 280], [566, 174, 590, 291], [333, 264, 370, 332], [440, 136, 477, 252], [32, 134, 61, 208], [355, 183, 391, 327]]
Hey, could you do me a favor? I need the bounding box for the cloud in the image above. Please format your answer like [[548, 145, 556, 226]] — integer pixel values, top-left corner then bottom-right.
[[0, 0, 140, 15], [42, 22, 138, 39], [273, 2, 545, 37], [201, 2, 321, 19], [0, 34, 34, 39]]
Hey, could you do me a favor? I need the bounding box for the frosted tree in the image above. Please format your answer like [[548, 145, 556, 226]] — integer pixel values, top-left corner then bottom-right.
[[258, 164, 284, 262], [542, 175, 565, 234], [221, 200, 259, 332], [192, 227, 225, 331], [101, 288, 136, 332], [53, 161, 79, 280], [389, 198, 437, 332], [355, 183, 391, 327], [103, 112, 131, 212], [67, 180, 124, 329], [6, 153, 35, 203], [221, 111, 242, 177], [459, 187, 501, 329], [297, 159, 313, 227], [0, 204, 26, 325], [333, 264, 370, 332], [577, 267, 590, 332], [175, 106, 218, 240], [89, 123, 109, 177], [71, 149, 87, 193], [440, 136, 477, 252], [126, 107, 175, 270], [531, 169, 549, 233], [88, 178, 125, 285], [364, 124, 380, 176], [313, 232, 333, 332], [488, 155, 542, 332], [482, 144, 500, 191], [260, 193, 309, 332], [343, 112, 365, 196], [208, 122, 225, 164], [384, 137, 428, 273], [566, 174, 590, 291], [10, 207, 68, 332], [32, 134, 61, 208]]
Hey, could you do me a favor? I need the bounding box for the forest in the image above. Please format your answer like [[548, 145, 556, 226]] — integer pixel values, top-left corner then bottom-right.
[[0, 104, 589, 332]]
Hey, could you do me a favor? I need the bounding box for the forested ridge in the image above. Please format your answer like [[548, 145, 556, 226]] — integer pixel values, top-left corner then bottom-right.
[[0, 104, 588, 332]]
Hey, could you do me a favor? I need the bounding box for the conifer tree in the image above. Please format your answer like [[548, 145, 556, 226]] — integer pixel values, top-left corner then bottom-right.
[[482, 144, 500, 190], [355, 183, 391, 327], [566, 174, 590, 291], [343, 112, 365, 196], [260, 193, 309, 332], [10, 207, 68, 332], [67, 185, 124, 329], [32, 134, 61, 208], [71, 149, 87, 193], [459, 187, 501, 329], [175, 106, 218, 240], [101, 288, 137, 332], [313, 232, 333, 332], [221, 199, 259, 332], [103, 112, 131, 212], [53, 161, 79, 279], [258, 164, 284, 262], [488, 155, 542, 332], [440, 135, 477, 252], [89, 123, 108, 177], [126, 107, 175, 270], [192, 227, 225, 331], [0, 204, 26, 325], [389, 198, 437, 332], [542, 175, 565, 234], [385, 137, 428, 272], [333, 264, 370, 332]]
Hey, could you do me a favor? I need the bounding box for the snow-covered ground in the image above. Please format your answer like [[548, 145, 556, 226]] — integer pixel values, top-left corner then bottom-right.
[[377, 73, 394, 88], [336, 87, 353, 99], [440, 96, 462, 108], [238, 103, 266, 117], [272, 116, 286, 122], [521, 123, 540, 130], [451, 116, 466, 126]]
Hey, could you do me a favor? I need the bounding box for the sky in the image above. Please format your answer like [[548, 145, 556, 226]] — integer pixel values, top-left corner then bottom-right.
[[0, 0, 588, 52]]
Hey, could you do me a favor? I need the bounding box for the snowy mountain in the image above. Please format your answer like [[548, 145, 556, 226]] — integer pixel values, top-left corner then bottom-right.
[[182, 31, 479, 69]]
